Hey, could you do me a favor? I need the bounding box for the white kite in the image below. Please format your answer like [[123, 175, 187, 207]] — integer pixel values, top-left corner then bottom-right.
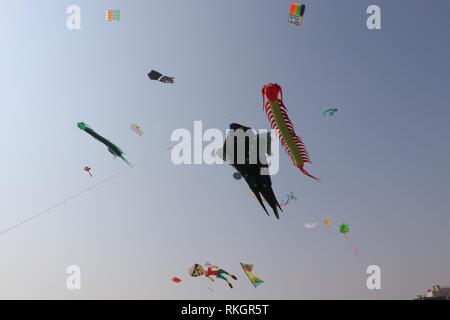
[[304, 222, 318, 230], [131, 123, 144, 136]]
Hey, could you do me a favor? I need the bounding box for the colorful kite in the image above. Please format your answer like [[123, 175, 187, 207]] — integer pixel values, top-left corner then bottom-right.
[[262, 83, 319, 181], [323, 217, 332, 229], [77, 122, 132, 166], [84, 166, 92, 177], [323, 108, 338, 116], [131, 123, 144, 136], [172, 277, 182, 284], [189, 263, 237, 289], [339, 223, 359, 261], [289, 2, 305, 26], [221, 123, 282, 219], [147, 70, 175, 84], [240, 263, 264, 288], [304, 222, 318, 230], [105, 9, 120, 22]]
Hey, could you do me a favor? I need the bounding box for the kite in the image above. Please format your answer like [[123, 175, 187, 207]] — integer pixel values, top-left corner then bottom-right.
[[131, 123, 144, 136], [189, 263, 237, 289], [147, 70, 175, 84], [323, 108, 338, 116], [304, 222, 318, 230], [105, 9, 120, 22], [339, 223, 360, 261], [240, 263, 264, 288], [233, 172, 242, 180], [323, 217, 332, 229], [289, 2, 305, 26], [172, 277, 182, 284], [262, 83, 319, 181], [220, 123, 282, 219], [77, 122, 132, 166], [84, 166, 92, 177], [280, 192, 297, 206]]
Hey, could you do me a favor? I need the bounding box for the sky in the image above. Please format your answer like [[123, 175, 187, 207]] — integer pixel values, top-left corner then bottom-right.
[[0, 0, 449, 299]]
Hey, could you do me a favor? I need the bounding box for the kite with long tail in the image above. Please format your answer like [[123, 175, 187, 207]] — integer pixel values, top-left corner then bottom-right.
[[262, 83, 319, 181], [77, 122, 132, 167]]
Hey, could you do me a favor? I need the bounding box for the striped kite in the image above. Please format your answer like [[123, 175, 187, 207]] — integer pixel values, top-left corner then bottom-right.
[[262, 83, 319, 181]]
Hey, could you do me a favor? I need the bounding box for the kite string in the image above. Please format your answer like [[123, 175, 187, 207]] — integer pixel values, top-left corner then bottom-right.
[[0, 146, 173, 238], [345, 234, 360, 261]]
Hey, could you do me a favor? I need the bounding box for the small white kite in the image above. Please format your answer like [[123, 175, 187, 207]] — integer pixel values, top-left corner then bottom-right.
[[131, 123, 144, 136], [304, 222, 318, 230]]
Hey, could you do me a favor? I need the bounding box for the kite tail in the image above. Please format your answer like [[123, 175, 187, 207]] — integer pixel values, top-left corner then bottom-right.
[[299, 166, 320, 182], [345, 235, 360, 261]]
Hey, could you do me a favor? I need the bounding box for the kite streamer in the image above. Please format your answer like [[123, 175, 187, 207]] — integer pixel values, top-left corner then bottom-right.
[[262, 83, 319, 181], [78, 122, 132, 167], [344, 235, 360, 261]]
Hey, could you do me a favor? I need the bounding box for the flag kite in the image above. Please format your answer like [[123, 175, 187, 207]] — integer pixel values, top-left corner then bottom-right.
[[131, 123, 144, 136], [289, 2, 305, 26], [323, 217, 332, 229], [323, 108, 338, 116], [105, 9, 120, 22], [262, 83, 319, 181], [84, 166, 92, 177], [77, 122, 132, 167], [339, 223, 360, 261], [240, 263, 264, 288]]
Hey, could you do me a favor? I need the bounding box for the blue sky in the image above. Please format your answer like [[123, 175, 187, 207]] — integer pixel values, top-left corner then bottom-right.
[[0, 0, 449, 299]]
